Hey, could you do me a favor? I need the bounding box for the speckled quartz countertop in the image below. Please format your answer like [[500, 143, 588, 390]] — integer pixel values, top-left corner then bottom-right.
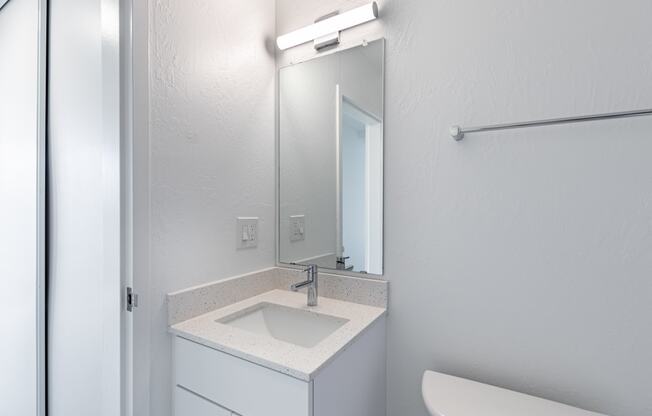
[[169, 289, 386, 381]]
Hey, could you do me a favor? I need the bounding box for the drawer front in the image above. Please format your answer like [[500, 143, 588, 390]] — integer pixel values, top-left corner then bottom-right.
[[174, 337, 311, 416], [175, 387, 232, 416]]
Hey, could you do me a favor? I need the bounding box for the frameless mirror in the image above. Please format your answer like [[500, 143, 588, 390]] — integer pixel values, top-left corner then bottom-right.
[[279, 39, 384, 275]]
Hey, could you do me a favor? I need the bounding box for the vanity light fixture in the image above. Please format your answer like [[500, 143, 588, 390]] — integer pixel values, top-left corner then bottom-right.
[[276, 2, 379, 51]]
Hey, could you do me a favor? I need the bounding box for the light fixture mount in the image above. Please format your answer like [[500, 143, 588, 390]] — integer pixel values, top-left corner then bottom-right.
[[314, 11, 341, 51]]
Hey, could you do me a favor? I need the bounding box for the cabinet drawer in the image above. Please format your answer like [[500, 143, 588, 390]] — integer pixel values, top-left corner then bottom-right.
[[174, 387, 232, 416], [174, 337, 311, 416]]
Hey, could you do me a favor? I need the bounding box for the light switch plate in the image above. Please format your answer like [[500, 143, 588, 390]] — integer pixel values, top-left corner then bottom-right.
[[289, 215, 305, 242], [236, 217, 258, 249]]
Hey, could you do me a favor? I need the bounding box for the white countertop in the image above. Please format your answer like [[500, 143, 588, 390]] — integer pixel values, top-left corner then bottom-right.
[[169, 289, 386, 381]]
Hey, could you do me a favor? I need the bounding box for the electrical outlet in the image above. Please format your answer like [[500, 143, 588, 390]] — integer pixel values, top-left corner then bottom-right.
[[289, 215, 305, 242], [236, 217, 258, 249]]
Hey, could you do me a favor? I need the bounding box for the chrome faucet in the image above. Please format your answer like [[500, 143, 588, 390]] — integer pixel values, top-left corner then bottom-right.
[[290, 264, 318, 306]]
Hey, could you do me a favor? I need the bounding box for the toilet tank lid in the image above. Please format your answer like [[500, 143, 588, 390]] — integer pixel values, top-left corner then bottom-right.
[[422, 371, 607, 416]]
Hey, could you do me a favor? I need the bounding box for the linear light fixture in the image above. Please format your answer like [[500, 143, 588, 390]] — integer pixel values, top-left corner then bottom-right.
[[276, 2, 379, 51]]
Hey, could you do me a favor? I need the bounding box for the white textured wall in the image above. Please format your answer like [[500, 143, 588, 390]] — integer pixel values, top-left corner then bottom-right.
[[277, 1, 652, 416], [147, 1, 276, 415]]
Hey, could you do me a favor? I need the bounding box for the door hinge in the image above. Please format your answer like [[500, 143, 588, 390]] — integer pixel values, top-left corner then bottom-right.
[[126, 287, 139, 312]]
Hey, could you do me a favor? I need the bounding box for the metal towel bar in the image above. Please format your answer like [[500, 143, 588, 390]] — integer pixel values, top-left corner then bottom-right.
[[450, 108, 652, 141]]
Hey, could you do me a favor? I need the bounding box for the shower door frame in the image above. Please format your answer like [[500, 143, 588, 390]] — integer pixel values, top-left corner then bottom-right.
[[36, 2, 47, 414]]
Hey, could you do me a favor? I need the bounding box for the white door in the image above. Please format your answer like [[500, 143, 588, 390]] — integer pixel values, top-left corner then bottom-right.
[[338, 94, 383, 274], [0, 0, 47, 414], [47, 0, 124, 414]]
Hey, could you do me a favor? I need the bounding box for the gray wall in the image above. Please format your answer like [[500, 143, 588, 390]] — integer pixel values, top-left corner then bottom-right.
[[277, 1, 652, 416], [145, 1, 277, 415]]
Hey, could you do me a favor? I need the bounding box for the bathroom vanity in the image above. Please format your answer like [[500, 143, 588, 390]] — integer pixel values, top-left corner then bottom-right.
[[169, 37, 388, 416], [168, 269, 388, 416]]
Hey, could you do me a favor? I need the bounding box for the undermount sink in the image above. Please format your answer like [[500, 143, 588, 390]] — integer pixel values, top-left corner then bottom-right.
[[217, 302, 349, 348]]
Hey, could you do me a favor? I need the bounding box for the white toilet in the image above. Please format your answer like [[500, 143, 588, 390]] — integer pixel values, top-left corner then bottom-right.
[[422, 371, 607, 416]]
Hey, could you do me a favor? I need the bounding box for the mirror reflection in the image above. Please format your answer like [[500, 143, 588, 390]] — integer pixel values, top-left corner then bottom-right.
[[279, 39, 384, 275]]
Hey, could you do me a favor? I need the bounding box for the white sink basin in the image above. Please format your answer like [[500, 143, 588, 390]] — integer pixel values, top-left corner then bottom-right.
[[217, 302, 349, 348]]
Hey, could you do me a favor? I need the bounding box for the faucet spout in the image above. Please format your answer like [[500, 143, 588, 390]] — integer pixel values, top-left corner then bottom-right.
[[290, 280, 312, 291], [290, 264, 318, 306]]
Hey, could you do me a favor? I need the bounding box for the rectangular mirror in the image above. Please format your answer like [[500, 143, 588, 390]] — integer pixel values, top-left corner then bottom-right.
[[279, 39, 384, 275]]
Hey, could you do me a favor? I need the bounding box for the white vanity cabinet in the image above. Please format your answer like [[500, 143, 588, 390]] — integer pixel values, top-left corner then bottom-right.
[[174, 386, 234, 416], [173, 316, 386, 416]]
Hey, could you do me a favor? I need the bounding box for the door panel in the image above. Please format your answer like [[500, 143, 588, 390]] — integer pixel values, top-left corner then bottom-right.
[[47, 0, 122, 414], [0, 0, 46, 415]]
